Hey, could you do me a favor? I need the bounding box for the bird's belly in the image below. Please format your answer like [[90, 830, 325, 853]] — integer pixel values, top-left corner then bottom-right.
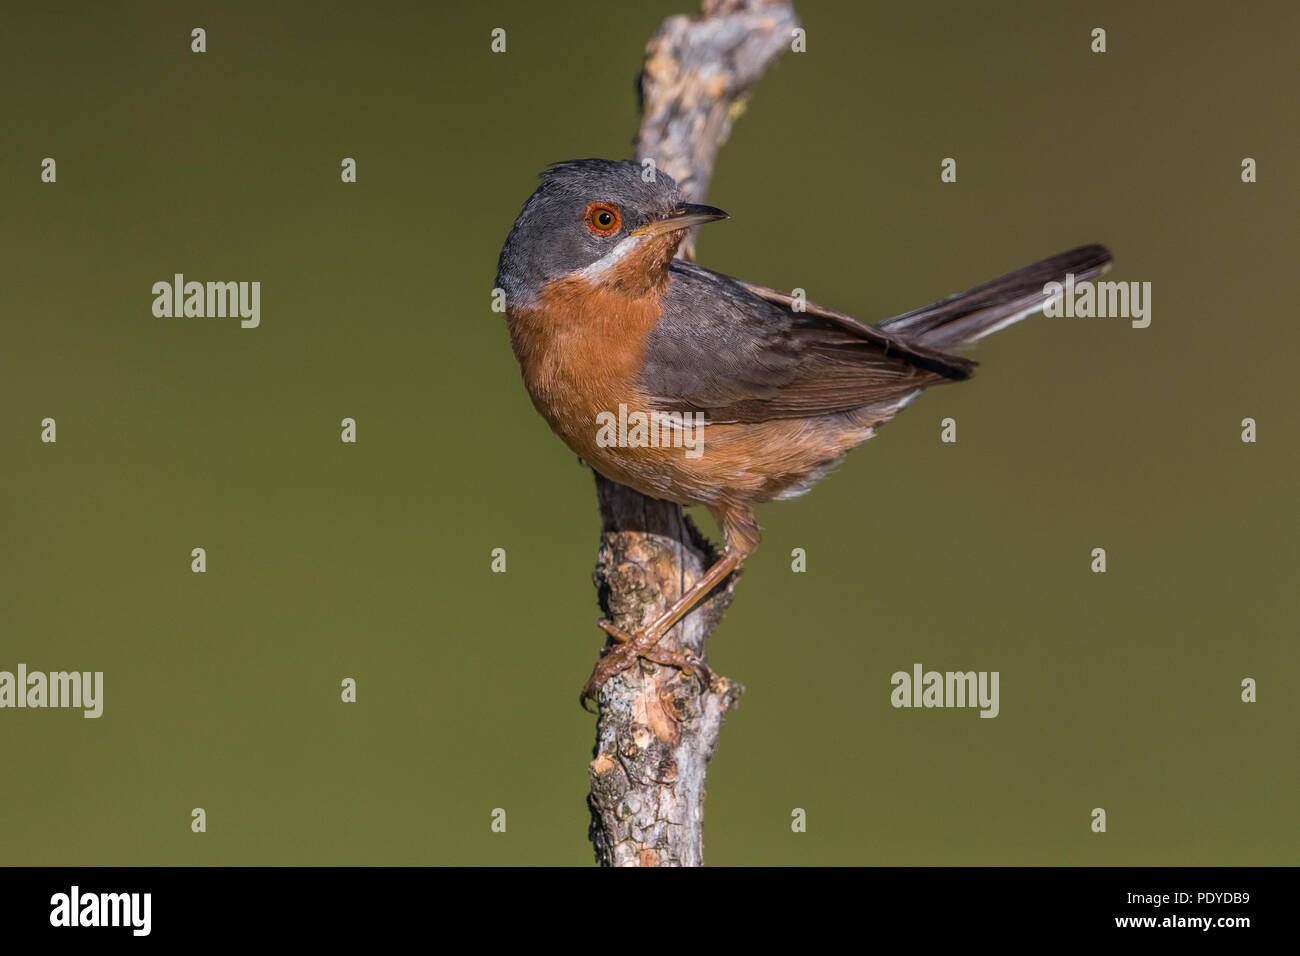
[[576, 414, 877, 508], [518, 350, 879, 509]]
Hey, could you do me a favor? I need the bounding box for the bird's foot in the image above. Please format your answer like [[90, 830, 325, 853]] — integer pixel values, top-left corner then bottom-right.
[[579, 619, 714, 711]]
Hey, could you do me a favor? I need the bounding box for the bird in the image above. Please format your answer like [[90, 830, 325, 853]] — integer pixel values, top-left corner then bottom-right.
[[496, 158, 1111, 708]]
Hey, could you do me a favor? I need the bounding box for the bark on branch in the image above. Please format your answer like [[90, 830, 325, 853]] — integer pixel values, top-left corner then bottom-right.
[[586, 0, 798, 868]]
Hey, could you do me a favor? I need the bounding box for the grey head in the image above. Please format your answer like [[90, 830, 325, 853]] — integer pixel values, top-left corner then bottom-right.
[[495, 159, 727, 309]]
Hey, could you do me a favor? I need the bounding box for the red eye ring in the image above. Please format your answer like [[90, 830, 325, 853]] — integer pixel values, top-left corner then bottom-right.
[[584, 202, 622, 236]]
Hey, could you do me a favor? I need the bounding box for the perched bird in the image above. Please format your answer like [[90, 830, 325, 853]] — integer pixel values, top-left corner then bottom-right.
[[496, 158, 1111, 706]]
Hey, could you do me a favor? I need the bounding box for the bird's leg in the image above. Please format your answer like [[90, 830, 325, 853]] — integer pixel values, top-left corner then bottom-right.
[[580, 547, 744, 708], [596, 620, 714, 675], [597, 620, 717, 683]]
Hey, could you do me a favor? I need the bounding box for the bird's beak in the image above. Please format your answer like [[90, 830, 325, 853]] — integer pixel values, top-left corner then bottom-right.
[[631, 203, 730, 237]]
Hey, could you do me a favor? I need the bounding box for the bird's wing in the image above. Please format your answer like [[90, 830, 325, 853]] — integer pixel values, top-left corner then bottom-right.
[[638, 261, 970, 425]]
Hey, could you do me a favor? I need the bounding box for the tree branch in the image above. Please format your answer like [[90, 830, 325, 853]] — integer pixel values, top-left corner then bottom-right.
[[586, 0, 798, 868]]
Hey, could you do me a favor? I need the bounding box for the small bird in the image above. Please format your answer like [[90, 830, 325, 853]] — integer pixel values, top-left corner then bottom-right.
[[496, 159, 1111, 707]]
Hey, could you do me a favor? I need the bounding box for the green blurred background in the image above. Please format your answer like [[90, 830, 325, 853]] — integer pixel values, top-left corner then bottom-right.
[[2, 0, 1296, 865]]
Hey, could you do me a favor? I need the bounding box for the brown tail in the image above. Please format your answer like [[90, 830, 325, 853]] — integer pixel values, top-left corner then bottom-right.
[[879, 244, 1113, 350]]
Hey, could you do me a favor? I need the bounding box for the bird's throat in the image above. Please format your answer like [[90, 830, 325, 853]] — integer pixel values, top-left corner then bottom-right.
[[575, 229, 684, 299]]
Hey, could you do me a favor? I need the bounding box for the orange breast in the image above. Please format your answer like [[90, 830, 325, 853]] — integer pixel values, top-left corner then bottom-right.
[[507, 274, 662, 465]]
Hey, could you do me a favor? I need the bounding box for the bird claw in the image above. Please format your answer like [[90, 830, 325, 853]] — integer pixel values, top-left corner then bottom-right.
[[680, 653, 716, 691]]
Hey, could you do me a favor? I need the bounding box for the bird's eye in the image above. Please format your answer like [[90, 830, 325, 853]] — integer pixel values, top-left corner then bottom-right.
[[584, 202, 622, 236]]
